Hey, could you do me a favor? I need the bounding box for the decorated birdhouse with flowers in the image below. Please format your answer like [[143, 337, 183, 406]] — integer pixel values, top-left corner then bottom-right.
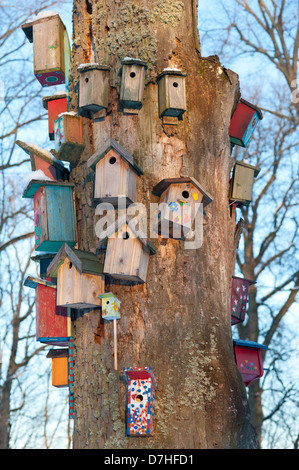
[[99, 293, 121, 370], [233, 339, 268, 386], [157, 69, 187, 125], [119, 58, 147, 114], [123, 367, 157, 437], [54, 112, 84, 164], [229, 161, 260, 206], [229, 98, 263, 147], [152, 177, 213, 240], [42, 92, 68, 140], [231, 276, 256, 325], [78, 63, 110, 120], [46, 348, 69, 388]]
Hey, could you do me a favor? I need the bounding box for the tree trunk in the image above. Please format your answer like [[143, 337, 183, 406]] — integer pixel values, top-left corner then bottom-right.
[[0, 381, 11, 449], [69, 0, 258, 449]]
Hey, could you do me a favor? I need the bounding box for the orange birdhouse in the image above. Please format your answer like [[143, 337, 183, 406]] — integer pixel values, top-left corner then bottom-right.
[[47, 348, 69, 388]]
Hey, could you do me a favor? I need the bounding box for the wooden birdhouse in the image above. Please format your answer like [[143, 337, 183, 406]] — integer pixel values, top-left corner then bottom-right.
[[46, 243, 105, 309], [157, 69, 187, 125], [230, 161, 260, 206], [54, 112, 84, 164], [99, 293, 121, 370], [231, 276, 256, 325], [31, 253, 55, 281], [21, 11, 70, 87], [233, 339, 268, 387], [152, 177, 213, 240], [46, 348, 69, 388], [24, 276, 71, 346], [229, 98, 263, 147], [123, 367, 157, 437], [119, 58, 147, 114], [23, 179, 76, 252], [99, 216, 156, 284], [42, 92, 68, 140], [78, 63, 110, 120], [16, 140, 69, 181], [87, 137, 143, 207]]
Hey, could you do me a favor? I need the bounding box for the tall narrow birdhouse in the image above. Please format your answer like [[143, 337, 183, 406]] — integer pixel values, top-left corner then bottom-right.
[[157, 69, 187, 125], [119, 58, 147, 114], [23, 179, 76, 252], [123, 367, 157, 437], [231, 276, 256, 325], [42, 92, 68, 140], [152, 177, 213, 240], [54, 112, 84, 164], [99, 216, 156, 284], [46, 243, 105, 309], [46, 348, 69, 388], [21, 11, 70, 87], [233, 340, 268, 386], [24, 276, 71, 346], [87, 137, 143, 207], [78, 63, 110, 120], [229, 98, 263, 147], [230, 161, 260, 206]]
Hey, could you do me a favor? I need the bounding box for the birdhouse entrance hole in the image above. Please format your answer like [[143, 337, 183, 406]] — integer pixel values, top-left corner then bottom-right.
[[130, 72, 136, 78], [109, 156, 116, 164], [173, 82, 178, 88], [68, 262, 73, 269], [182, 190, 189, 199], [136, 394, 143, 402], [123, 231, 130, 240]]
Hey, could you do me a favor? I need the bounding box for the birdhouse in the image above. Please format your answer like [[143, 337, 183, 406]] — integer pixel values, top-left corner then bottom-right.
[[42, 92, 68, 140], [119, 58, 147, 114], [24, 276, 71, 346], [152, 177, 213, 240], [23, 179, 76, 252], [87, 137, 143, 207], [231, 276, 256, 325], [99, 293, 121, 320], [229, 98, 263, 147], [54, 113, 84, 164], [46, 243, 105, 309], [21, 11, 70, 87], [31, 253, 55, 281], [233, 339, 268, 386], [157, 69, 187, 125], [46, 348, 69, 388], [230, 161, 260, 206], [16, 140, 69, 181], [78, 63, 110, 120], [123, 367, 157, 437], [99, 215, 156, 284]]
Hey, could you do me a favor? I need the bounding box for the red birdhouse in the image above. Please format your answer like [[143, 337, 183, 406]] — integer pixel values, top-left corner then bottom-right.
[[231, 276, 256, 325], [42, 92, 68, 140], [233, 339, 268, 386], [229, 99, 263, 147]]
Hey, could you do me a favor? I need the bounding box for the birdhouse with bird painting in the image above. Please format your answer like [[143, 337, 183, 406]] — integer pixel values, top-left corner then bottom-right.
[[233, 339, 268, 386], [152, 177, 213, 240], [78, 63, 110, 120], [123, 367, 157, 437], [46, 243, 105, 309], [229, 98, 263, 147], [87, 138, 143, 207], [42, 92, 69, 140], [46, 348, 69, 388], [157, 69, 187, 125], [119, 58, 147, 114], [229, 161, 260, 206], [231, 276, 256, 325], [54, 112, 84, 164], [23, 179, 76, 252]]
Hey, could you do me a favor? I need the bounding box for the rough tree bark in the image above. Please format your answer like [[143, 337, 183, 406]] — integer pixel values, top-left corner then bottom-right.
[[68, 0, 258, 449]]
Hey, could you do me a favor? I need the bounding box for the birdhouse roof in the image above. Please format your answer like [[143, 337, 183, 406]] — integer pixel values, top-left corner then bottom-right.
[[152, 177, 213, 207], [42, 91, 68, 109], [123, 367, 157, 390], [87, 137, 143, 175], [240, 98, 263, 120], [46, 243, 104, 278], [46, 348, 68, 359], [78, 63, 110, 73], [21, 12, 63, 43], [17, 140, 67, 172], [24, 275, 56, 290], [157, 68, 187, 81], [121, 57, 148, 69], [233, 339, 268, 350], [22, 179, 74, 199], [232, 276, 256, 285], [233, 160, 261, 178]]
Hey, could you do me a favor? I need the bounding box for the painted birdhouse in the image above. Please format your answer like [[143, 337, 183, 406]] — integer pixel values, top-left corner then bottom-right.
[[230, 161, 260, 206], [42, 92, 68, 140], [46, 243, 105, 309], [99, 215, 156, 284], [231, 276, 256, 325], [152, 177, 213, 240], [54, 112, 84, 164], [21, 11, 70, 87], [24, 276, 71, 346], [119, 58, 147, 114], [123, 367, 157, 437], [31, 253, 55, 281], [78, 63, 110, 120], [157, 69, 187, 125], [229, 98, 263, 147], [23, 179, 76, 252], [46, 348, 69, 388], [87, 137, 143, 207], [233, 339, 268, 387], [16, 140, 69, 181], [99, 293, 121, 320]]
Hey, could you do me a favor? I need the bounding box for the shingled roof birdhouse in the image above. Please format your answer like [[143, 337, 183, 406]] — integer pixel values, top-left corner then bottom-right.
[[231, 276, 256, 325], [42, 92, 68, 140], [157, 69, 187, 125], [24, 276, 71, 346], [21, 11, 70, 87], [123, 367, 157, 437], [87, 138, 143, 207], [152, 177, 213, 240], [78, 63, 110, 120], [229, 98, 263, 147], [46, 348, 69, 388], [233, 339, 268, 386], [54, 112, 85, 164], [46, 243, 105, 309], [119, 58, 147, 114], [229, 161, 260, 206], [23, 179, 76, 252]]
